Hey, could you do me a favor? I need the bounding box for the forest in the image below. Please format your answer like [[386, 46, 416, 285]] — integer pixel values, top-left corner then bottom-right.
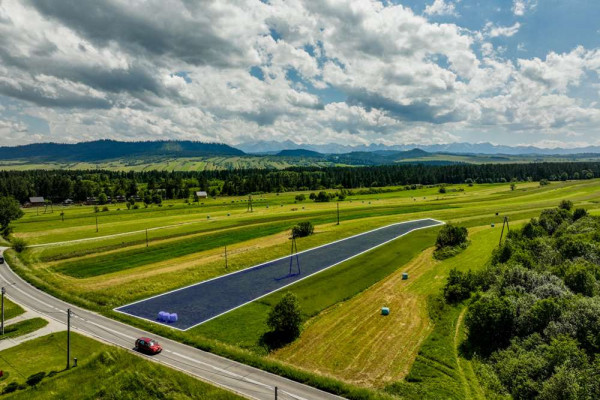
[[0, 161, 598, 203], [443, 202, 600, 399]]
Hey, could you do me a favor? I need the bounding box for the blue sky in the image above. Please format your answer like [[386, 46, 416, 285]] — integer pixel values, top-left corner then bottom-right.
[[0, 0, 599, 148]]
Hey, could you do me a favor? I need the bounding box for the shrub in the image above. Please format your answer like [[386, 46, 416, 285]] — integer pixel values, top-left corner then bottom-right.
[[12, 237, 27, 253], [26, 371, 46, 386], [292, 221, 314, 238], [443, 268, 476, 303], [435, 224, 468, 249], [438, 186, 447, 194], [102, 206, 109, 212], [132, 204, 140, 210], [294, 194, 306, 202], [465, 295, 515, 352], [263, 292, 302, 349], [314, 191, 331, 202], [558, 200, 573, 211], [540, 179, 550, 186], [573, 208, 587, 221]]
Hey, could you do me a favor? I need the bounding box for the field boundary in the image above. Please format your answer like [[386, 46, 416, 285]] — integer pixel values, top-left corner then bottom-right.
[[114, 218, 444, 331]]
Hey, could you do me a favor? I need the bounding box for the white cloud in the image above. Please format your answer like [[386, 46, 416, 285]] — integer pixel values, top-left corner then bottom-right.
[[424, 0, 458, 17], [0, 0, 598, 148], [484, 22, 521, 38], [512, 0, 537, 16]]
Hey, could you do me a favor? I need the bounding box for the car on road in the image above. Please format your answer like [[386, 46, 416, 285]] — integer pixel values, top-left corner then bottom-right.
[[0, 256, 4, 264], [135, 337, 162, 355]]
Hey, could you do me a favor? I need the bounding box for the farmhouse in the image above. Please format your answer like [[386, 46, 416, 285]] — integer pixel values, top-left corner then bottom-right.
[[28, 196, 45, 207], [195, 191, 208, 199]]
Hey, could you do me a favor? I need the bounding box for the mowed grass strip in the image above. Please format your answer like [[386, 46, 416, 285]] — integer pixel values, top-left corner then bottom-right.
[[3, 298, 25, 321], [0, 318, 48, 341], [50, 203, 453, 278], [52, 220, 295, 278]]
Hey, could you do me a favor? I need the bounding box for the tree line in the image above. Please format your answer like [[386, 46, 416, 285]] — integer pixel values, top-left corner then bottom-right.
[[442, 202, 600, 399], [0, 161, 599, 203]]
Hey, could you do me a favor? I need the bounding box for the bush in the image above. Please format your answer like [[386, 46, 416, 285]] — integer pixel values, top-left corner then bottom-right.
[[294, 194, 306, 202], [132, 204, 140, 210], [263, 292, 302, 349], [540, 179, 550, 186], [291, 222, 314, 238], [438, 186, 447, 194], [559, 200, 573, 211], [465, 295, 515, 352], [443, 269, 476, 303], [102, 206, 109, 212], [435, 224, 468, 249], [11, 237, 27, 253], [26, 371, 46, 386], [314, 191, 331, 202], [573, 208, 588, 221]]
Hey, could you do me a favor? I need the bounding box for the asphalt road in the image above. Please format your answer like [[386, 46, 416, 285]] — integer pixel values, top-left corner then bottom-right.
[[0, 247, 344, 400], [117, 218, 444, 330]]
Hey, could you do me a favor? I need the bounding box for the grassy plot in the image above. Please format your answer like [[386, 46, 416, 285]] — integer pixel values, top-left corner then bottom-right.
[[0, 332, 244, 399], [194, 228, 439, 353], [3, 298, 24, 321], [0, 318, 48, 341], [270, 226, 500, 389]]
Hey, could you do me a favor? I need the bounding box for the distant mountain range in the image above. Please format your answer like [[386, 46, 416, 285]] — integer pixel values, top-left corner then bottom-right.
[[236, 140, 600, 156], [0, 140, 243, 161], [3, 140, 600, 171]]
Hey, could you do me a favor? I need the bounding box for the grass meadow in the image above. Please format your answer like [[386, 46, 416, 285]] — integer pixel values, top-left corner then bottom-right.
[[8, 179, 600, 399], [0, 332, 243, 399]]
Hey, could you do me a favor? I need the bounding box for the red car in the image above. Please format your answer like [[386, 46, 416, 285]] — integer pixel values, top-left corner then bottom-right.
[[135, 337, 162, 355]]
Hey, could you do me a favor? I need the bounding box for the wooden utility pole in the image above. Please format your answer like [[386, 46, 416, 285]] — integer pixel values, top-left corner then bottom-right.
[[224, 245, 228, 269], [146, 229, 149, 247], [66, 309, 71, 370], [1, 287, 5, 336], [247, 195, 253, 212], [96, 215, 98, 233], [336, 202, 340, 225]]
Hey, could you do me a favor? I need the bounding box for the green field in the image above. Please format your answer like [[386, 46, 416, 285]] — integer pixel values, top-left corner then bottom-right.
[[0, 318, 48, 341], [0, 332, 243, 399], [8, 178, 600, 399]]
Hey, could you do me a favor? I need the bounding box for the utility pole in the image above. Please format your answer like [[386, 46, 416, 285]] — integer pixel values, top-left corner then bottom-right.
[[247, 194, 253, 213], [224, 245, 228, 269], [66, 308, 71, 370], [336, 202, 340, 225], [146, 229, 149, 248], [274, 386, 278, 400], [1, 287, 5, 336], [95, 215, 98, 233]]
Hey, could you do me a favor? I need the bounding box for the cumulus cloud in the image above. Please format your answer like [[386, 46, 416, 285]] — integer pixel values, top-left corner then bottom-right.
[[0, 0, 598, 147]]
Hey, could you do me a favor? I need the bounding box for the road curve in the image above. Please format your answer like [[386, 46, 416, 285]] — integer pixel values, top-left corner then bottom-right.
[[0, 247, 345, 400]]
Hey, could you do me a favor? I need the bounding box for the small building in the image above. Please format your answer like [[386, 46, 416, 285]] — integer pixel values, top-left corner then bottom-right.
[[29, 197, 45, 207], [195, 191, 208, 199], [63, 199, 74, 206], [85, 197, 97, 205]]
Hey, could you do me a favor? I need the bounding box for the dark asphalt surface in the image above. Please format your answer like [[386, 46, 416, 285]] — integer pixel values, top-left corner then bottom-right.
[[116, 218, 443, 330]]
